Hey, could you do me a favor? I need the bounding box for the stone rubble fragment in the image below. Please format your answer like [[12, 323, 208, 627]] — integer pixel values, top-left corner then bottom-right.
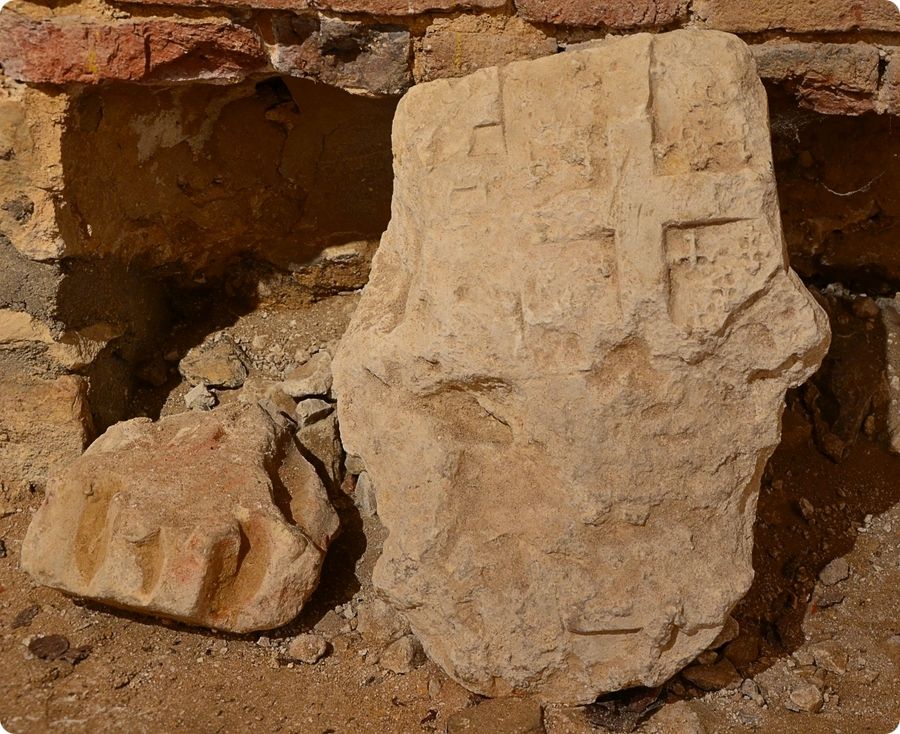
[[297, 413, 344, 490], [179, 334, 249, 389], [878, 295, 900, 454], [286, 632, 330, 664], [378, 634, 425, 674], [184, 383, 218, 411], [295, 398, 335, 428], [22, 403, 339, 633], [786, 682, 824, 713], [818, 557, 850, 586], [353, 471, 378, 517], [333, 30, 830, 703], [281, 350, 333, 399]]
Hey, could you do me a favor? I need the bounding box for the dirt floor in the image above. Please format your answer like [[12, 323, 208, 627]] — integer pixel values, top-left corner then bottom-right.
[[1, 285, 899, 734]]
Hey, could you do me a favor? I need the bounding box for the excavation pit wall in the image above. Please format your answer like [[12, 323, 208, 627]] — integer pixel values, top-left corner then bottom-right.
[[1, 0, 900, 709]]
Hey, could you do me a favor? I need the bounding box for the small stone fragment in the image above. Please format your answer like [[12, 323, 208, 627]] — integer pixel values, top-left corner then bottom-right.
[[11, 604, 40, 629], [28, 634, 69, 661], [297, 412, 343, 489], [810, 640, 848, 674], [708, 616, 739, 649], [740, 678, 764, 705], [22, 403, 339, 632], [819, 557, 850, 586], [345, 454, 365, 475], [281, 351, 333, 399], [354, 471, 377, 517], [682, 658, 741, 691], [786, 682, 824, 713], [812, 587, 845, 609], [378, 634, 424, 674], [286, 632, 329, 664], [184, 383, 217, 411], [724, 634, 761, 666], [358, 597, 411, 650], [295, 398, 334, 428], [446, 696, 544, 734], [179, 335, 249, 389]]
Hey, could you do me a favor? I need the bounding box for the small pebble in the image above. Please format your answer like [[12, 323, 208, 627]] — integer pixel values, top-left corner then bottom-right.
[[286, 633, 329, 665], [818, 557, 849, 586]]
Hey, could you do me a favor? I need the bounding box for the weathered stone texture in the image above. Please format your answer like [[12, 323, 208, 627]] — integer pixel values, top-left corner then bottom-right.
[[880, 296, 900, 454], [752, 42, 880, 115], [415, 15, 557, 83], [333, 31, 829, 703], [22, 403, 339, 632], [262, 15, 412, 96], [0, 374, 92, 491], [696, 0, 900, 33], [105, 0, 504, 13], [0, 13, 268, 85], [517, 0, 687, 28]]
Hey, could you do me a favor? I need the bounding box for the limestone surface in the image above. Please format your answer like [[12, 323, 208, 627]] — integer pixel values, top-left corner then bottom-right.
[[333, 31, 830, 703], [22, 403, 339, 633]]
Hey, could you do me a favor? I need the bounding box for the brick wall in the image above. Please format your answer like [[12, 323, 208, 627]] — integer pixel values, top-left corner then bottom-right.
[[1, 0, 900, 115]]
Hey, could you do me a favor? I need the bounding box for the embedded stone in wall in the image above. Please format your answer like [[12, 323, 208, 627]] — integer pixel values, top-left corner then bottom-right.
[[695, 0, 900, 33], [262, 15, 412, 96], [516, 0, 687, 28], [333, 31, 830, 703], [0, 13, 268, 85], [751, 42, 880, 115], [22, 403, 339, 633], [415, 15, 557, 83]]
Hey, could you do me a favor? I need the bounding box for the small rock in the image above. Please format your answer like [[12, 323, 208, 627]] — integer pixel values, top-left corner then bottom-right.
[[446, 696, 544, 734], [792, 649, 815, 667], [256, 635, 272, 648], [427, 674, 442, 699], [179, 335, 249, 389], [354, 471, 377, 517], [357, 597, 411, 649], [696, 650, 719, 665], [378, 634, 424, 674], [818, 557, 849, 586], [28, 634, 69, 661], [295, 398, 334, 428], [812, 587, 845, 609], [809, 640, 848, 674], [786, 682, 823, 713], [708, 616, 740, 650], [286, 633, 329, 664], [184, 383, 217, 411], [345, 454, 366, 475], [740, 678, 764, 705], [297, 413, 343, 489], [11, 604, 40, 630], [724, 633, 760, 666], [281, 351, 332, 399], [682, 658, 741, 691]]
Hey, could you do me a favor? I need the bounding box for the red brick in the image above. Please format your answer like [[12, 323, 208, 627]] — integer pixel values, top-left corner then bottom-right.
[[0, 13, 268, 85], [516, 0, 687, 28], [696, 0, 900, 33], [103, 0, 503, 14]]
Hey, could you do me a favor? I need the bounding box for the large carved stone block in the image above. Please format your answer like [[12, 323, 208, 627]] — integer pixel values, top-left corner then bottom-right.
[[22, 403, 339, 633], [333, 31, 830, 703]]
